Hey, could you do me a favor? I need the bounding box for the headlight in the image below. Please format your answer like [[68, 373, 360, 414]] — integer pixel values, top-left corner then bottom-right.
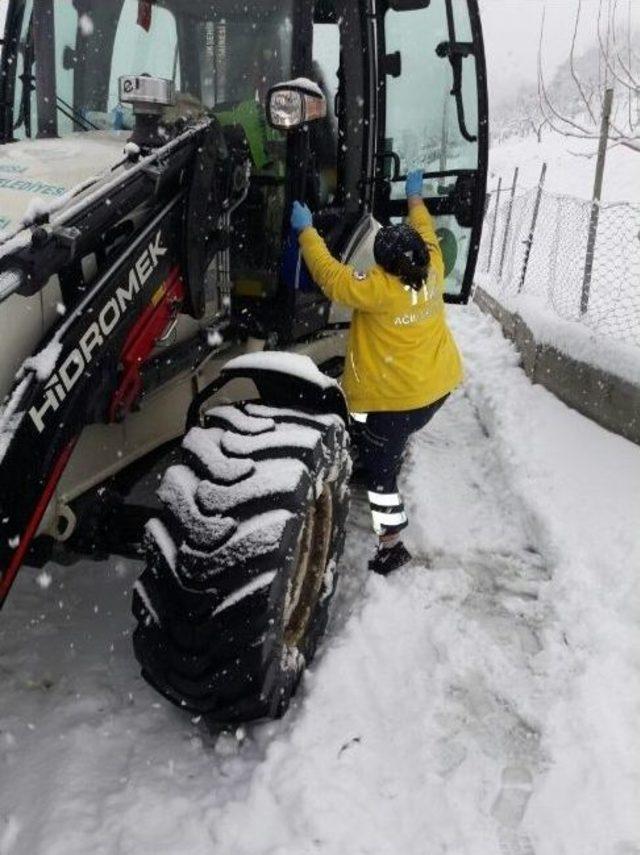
[[269, 90, 304, 130], [266, 79, 327, 132]]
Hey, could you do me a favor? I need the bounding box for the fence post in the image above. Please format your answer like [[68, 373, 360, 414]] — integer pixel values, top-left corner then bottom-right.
[[486, 176, 502, 272], [581, 87, 613, 314], [518, 162, 547, 293], [498, 166, 519, 280]]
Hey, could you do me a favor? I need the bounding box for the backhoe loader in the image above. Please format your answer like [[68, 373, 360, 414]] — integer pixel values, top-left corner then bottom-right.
[[0, 0, 488, 723]]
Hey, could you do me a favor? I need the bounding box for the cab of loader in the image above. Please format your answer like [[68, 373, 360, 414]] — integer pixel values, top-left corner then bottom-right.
[[0, 0, 488, 343]]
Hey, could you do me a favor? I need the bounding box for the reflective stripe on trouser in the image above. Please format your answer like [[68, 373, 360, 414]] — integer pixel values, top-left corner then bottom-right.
[[368, 490, 408, 536], [354, 398, 449, 537]]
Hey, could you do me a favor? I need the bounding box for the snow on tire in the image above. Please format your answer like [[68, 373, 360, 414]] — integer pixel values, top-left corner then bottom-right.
[[132, 402, 351, 724]]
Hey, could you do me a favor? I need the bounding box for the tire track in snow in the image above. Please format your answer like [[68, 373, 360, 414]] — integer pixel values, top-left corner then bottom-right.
[[401, 387, 556, 855]]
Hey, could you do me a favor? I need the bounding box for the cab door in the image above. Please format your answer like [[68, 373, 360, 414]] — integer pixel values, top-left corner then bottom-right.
[[373, 0, 488, 303]]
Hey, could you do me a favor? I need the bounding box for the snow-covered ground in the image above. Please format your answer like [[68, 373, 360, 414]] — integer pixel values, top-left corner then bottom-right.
[[472, 286, 640, 385], [1, 306, 639, 855]]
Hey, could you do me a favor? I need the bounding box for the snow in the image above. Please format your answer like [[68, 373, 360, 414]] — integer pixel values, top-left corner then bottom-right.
[[133, 581, 160, 627], [177, 509, 295, 585], [487, 133, 640, 204], [474, 287, 640, 386], [278, 78, 324, 99], [222, 507, 295, 553], [206, 405, 276, 435], [245, 403, 344, 429], [45, 122, 207, 235], [224, 352, 338, 390], [78, 13, 94, 36], [0, 817, 20, 855], [183, 427, 255, 484], [454, 308, 640, 853], [196, 458, 307, 516], [156, 465, 236, 551], [123, 142, 140, 159], [144, 518, 177, 573], [212, 572, 277, 618], [0, 375, 30, 465], [0, 121, 207, 261], [35, 572, 52, 590], [19, 339, 62, 382], [206, 328, 224, 349], [221, 424, 322, 459], [21, 193, 73, 227], [0, 306, 638, 854]]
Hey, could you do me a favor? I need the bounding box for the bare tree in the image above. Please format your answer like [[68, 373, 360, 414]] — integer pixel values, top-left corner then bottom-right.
[[492, 87, 548, 144], [528, 116, 550, 143], [538, 0, 640, 153]]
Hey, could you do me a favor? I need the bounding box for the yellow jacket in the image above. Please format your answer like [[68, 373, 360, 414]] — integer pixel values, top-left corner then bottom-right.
[[298, 201, 463, 413]]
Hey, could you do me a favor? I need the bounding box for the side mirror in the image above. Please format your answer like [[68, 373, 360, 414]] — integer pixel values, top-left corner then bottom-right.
[[266, 78, 327, 131]]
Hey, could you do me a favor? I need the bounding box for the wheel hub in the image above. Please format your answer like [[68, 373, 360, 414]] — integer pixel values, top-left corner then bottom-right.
[[283, 485, 334, 649]]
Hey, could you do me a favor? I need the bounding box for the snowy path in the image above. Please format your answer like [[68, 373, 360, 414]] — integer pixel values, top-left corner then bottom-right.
[[1, 306, 639, 855]]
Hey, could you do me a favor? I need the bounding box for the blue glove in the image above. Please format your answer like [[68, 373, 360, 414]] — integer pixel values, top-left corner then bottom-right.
[[406, 169, 424, 198], [291, 201, 313, 233]]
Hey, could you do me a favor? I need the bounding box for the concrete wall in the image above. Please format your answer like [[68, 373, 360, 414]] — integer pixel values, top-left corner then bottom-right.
[[473, 286, 640, 446]]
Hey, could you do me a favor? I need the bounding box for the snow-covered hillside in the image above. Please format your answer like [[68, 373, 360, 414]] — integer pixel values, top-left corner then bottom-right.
[[487, 133, 640, 204], [1, 306, 638, 855]]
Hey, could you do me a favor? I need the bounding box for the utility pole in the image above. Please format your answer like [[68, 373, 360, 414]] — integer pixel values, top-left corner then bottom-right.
[[581, 87, 614, 315]]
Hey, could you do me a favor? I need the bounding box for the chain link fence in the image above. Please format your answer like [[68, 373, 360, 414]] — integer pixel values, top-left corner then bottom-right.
[[477, 180, 640, 348]]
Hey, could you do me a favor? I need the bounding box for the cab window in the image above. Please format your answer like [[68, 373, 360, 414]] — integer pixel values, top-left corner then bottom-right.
[[311, 21, 340, 208], [384, 2, 478, 192], [378, 0, 486, 301], [56, 1, 180, 130], [107, 2, 181, 117]]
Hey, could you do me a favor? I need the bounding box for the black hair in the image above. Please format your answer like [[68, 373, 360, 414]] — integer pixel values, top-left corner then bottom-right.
[[373, 223, 430, 290]]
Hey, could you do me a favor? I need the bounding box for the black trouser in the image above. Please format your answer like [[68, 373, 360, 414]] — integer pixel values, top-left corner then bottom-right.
[[354, 395, 449, 536]]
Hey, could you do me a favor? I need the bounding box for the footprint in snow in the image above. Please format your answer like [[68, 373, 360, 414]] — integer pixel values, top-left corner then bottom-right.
[[492, 766, 537, 855], [491, 765, 533, 828]]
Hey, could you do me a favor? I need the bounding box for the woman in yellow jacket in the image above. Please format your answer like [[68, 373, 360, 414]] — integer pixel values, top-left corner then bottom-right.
[[291, 169, 463, 574]]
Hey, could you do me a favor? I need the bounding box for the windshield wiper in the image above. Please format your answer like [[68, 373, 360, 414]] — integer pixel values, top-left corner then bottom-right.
[[56, 95, 100, 132], [16, 19, 35, 138], [437, 0, 477, 144]]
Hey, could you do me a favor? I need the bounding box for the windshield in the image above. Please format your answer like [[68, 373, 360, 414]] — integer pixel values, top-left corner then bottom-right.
[[1, 0, 295, 141]]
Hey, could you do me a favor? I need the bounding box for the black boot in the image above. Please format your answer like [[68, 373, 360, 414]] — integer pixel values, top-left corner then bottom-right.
[[368, 541, 412, 576]]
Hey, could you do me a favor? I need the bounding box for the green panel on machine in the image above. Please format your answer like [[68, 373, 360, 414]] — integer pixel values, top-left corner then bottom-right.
[[214, 99, 281, 173], [437, 227, 458, 279]]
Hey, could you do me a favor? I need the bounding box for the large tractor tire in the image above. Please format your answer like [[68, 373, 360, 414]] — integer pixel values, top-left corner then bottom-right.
[[132, 402, 351, 724]]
